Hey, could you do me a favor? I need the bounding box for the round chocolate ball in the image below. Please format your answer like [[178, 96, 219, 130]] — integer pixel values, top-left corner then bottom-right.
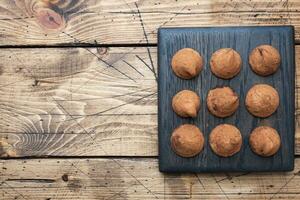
[[171, 124, 204, 157], [207, 87, 239, 118], [171, 48, 203, 79], [245, 84, 279, 118], [172, 90, 200, 118], [249, 126, 281, 157], [210, 48, 242, 79], [209, 124, 242, 157], [249, 45, 280, 76]]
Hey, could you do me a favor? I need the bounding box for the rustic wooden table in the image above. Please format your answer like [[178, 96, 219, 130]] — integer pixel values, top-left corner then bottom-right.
[[0, 0, 300, 199]]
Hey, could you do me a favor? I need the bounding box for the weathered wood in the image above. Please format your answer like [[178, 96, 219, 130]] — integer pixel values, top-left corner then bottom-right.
[[0, 47, 157, 156], [1, 158, 300, 199], [1, 46, 300, 157], [0, 0, 300, 45]]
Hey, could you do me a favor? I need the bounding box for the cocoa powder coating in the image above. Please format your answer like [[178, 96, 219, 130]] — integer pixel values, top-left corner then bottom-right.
[[172, 90, 200, 118], [171, 48, 203, 79], [209, 124, 242, 157], [245, 84, 279, 117], [210, 48, 242, 79], [207, 87, 239, 118], [249, 45, 280, 76], [171, 124, 204, 157], [249, 126, 281, 157]]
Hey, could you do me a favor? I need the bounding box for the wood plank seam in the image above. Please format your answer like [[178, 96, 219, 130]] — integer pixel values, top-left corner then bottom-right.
[[2, 158, 300, 199], [1, 0, 300, 45]]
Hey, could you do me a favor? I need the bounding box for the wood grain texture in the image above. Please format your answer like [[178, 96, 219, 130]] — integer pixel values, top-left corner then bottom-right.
[[0, 0, 300, 45], [1, 158, 300, 199], [0, 47, 157, 156], [158, 26, 295, 172], [1, 46, 300, 157]]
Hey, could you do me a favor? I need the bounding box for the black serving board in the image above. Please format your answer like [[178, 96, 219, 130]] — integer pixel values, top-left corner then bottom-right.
[[158, 26, 295, 172]]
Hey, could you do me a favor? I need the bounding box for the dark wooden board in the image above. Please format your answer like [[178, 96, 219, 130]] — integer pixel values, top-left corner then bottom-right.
[[158, 26, 295, 172]]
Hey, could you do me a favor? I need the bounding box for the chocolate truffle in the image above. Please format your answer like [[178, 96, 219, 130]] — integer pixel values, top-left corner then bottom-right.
[[209, 124, 242, 157], [172, 90, 200, 118], [207, 87, 239, 118], [171, 124, 204, 157], [249, 45, 280, 76], [210, 48, 242, 79], [171, 48, 203, 79], [249, 126, 281, 157], [245, 84, 279, 118]]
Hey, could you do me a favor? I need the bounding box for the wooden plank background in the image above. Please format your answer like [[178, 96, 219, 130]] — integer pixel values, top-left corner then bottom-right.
[[0, 47, 157, 157], [0, 0, 299, 46], [1, 158, 300, 199], [1, 0, 300, 199]]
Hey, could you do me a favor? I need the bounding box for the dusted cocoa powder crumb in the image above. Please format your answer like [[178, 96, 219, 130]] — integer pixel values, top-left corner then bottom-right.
[[171, 48, 203, 79], [206, 87, 239, 118], [210, 48, 242, 79], [172, 90, 200, 118], [171, 124, 204, 157], [245, 84, 279, 118], [249, 126, 281, 157], [249, 45, 280, 76], [209, 124, 242, 157]]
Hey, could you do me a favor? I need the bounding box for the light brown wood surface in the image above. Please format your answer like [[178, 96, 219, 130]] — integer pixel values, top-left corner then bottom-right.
[[0, 0, 299, 46], [1, 158, 300, 200], [0, 47, 157, 156], [0, 46, 299, 157], [1, 1, 300, 199]]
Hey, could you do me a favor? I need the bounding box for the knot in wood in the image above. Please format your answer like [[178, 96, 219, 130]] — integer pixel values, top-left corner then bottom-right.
[[97, 47, 109, 56], [0, 139, 17, 157], [35, 8, 65, 31], [62, 174, 69, 182]]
